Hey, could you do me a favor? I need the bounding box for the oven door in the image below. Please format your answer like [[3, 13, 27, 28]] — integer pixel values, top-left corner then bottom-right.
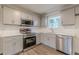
[[23, 36, 36, 49]]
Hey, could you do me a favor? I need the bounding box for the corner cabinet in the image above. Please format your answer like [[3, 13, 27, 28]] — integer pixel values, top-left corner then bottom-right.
[[3, 7, 21, 25], [41, 33, 56, 49], [2, 35, 23, 55], [61, 8, 75, 25]]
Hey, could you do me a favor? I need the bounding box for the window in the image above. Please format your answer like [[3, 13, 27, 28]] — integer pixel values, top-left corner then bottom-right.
[[48, 16, 61, 28]]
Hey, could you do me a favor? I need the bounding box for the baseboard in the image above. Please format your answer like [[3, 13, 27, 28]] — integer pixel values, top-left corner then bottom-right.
[[16, 44, 41, 55], [0, 53, 3, 55], [56, 50, 69, 55], [41, 43, 56, 49], [75, 52, 79, 55]]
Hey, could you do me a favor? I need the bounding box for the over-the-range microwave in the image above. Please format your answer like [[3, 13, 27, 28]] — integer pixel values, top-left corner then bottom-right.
[[21, 19, 33, 26]]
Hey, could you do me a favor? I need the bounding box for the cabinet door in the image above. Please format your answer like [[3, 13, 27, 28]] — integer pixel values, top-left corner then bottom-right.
[[3, 36, 23, 55], [21, 12, 32, 20], [75, 6, 79, 14], [3, 7, 14, 24], [41, 33, 48, 45], [56, 35, 64, 52], [61, 8, 75, 25], [0, 6, 2, 24], [3, 37, 15, 55], [13, 36, 23, 53], [13, 10, 21, 25], [48, 34, 56, 49], [36, 34, 41, 44], [75, 6, 79, 28], [3, 7, 21, 25], [57, 37, 63, 51], [21, 12, 28, 19], [33, 15, 40, 26], [27, 14, 32, 20]]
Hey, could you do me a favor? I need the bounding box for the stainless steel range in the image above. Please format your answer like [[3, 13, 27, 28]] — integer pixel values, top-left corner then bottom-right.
[[20, 28, 36, 49]]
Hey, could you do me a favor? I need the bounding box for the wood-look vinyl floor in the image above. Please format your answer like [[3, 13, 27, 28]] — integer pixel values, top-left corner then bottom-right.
[[19, 44, 64, 55]]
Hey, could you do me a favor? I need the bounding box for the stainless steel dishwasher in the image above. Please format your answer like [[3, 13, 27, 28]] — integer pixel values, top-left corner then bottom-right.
[[56, 34, 73, 55]]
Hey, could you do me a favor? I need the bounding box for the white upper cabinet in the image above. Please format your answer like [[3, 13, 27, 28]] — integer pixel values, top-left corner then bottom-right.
[[61, 8, 75, 25], [2, 6, 40, 27], [75, 6, 79, 28], [0, 5, 2, 24], [33, 15, 40, 27], [75, 6, 79, 14], [21, 12, 32, 20], [3, 7, 21, 25]]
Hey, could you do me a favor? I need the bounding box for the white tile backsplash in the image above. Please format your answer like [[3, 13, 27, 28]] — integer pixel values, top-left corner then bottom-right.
[[0, 25, 20, 30]]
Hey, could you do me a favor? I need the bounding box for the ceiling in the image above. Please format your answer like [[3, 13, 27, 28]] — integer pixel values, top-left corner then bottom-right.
[[17, 4, 77, 15]]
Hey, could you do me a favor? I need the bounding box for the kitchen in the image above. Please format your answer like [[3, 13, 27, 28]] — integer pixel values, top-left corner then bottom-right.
[[0, 4, 79, 55]]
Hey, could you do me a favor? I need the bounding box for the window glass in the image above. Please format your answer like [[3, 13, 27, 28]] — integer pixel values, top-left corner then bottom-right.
[[48, 16, 61, 28]]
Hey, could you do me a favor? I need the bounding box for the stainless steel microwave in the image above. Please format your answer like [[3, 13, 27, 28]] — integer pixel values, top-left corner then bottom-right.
[[21, 19, 33, 26]]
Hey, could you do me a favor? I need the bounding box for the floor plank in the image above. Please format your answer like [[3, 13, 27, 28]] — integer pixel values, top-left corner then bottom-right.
[[19, 44, 64, 55]]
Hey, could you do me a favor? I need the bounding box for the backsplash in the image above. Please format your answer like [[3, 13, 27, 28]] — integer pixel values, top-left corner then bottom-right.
[[0, 25, 20, 30]]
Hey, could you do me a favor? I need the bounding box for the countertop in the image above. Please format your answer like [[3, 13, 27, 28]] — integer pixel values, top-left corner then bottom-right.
[[0, 30, 23, 37]]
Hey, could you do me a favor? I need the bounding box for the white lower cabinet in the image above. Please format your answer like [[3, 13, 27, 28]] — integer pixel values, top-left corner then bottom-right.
[[41, 33, 48, 45], [41, 33, 56, 49], [2, 35, 23, 55], [56, 35, 64, 52]]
